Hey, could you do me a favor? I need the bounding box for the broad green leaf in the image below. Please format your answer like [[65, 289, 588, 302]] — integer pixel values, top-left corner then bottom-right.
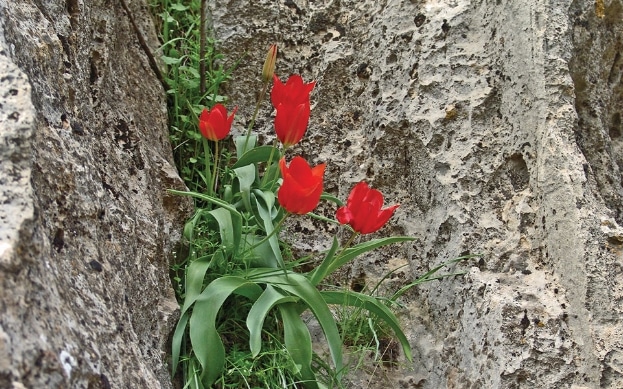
[[251, 191, 284, 270], [243, 233, 279, 268], [233, 164, 256, 212], [245, 270, 343, 378], [260, 161, 281, 190], [320, 236, 415, 283], [158, 11, 175, 23], [189, 277, 262, 387], [181, 252, 219, 315], [233, 145, 276, 168], [208, 208, 239, 252], [247, 285, 298, 356], [307, 237, 340, 286], [320, 290, 413, 362], [279, 303, 318, 388], [180, 65, 200, 78], [167, 189, 241, 217], [234, 134, 257, 159], [183, 209, 206, 241], [162, 55, 183, 65], [170, 2, 189, 11], [171, 310, 189, 377]]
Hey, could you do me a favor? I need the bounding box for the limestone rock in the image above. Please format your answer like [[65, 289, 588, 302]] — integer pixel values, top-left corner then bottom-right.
[[0, 1, 190, 388], [210, 0, 623, 387]]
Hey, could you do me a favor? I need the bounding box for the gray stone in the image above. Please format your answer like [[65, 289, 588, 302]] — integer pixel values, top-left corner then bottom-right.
[[0, 1, 190, 388], [210, 0, 623, 387]]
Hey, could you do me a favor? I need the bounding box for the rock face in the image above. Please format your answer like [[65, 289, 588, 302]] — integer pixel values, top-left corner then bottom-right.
[[210, 0, 623, 387], [0, 1, 189, 388]]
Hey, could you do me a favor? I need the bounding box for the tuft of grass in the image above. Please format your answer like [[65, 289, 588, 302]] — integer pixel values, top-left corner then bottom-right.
[[150, 0, 234, 194]]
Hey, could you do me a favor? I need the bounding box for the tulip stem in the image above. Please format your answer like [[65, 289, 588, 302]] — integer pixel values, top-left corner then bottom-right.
[[241, 213, 289, 257], [243, 81, 270, 152], [211, 140, 220, 194], [335, 230, 359, 259], [202, 137, 213, 196], [261, 140, 281, 188]]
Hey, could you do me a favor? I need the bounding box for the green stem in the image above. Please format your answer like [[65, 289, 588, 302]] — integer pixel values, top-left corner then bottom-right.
[[261, 140, 281, 188], [211, 140, 220, 194], [335, 230, 359, 259], [267, 143, 287, 192], [202, 137, 213, 196], [241, 213, 289, 256]]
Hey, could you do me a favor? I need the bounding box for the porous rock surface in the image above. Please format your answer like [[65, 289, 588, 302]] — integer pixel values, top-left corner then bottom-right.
[[210, 0, 623, 387], [0, 1, 190, 388]]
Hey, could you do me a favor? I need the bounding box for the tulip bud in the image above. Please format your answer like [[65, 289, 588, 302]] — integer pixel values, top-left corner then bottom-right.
[[262, 44, 277, 83], [223, 185, 233, 203]]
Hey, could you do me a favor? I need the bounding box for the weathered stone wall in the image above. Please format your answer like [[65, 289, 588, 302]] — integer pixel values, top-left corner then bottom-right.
[[0, 1, 190, 388], [210, 0, 623, 387]]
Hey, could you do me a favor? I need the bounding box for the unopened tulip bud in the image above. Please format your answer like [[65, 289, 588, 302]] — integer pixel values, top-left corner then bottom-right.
[[262, 44, 277, 83]]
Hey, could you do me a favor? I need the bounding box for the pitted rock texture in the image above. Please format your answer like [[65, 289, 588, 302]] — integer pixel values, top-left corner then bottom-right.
[[210, 0, 623, 387], [0, 1, 190, 388]]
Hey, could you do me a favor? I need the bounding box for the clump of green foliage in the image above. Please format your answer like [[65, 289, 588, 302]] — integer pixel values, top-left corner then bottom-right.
[[150, 0, 233, 194], [151, 2, 476, 388]]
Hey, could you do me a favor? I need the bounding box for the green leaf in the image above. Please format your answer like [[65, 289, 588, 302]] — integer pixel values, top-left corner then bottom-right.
[[391, 254, 480, 300], [171, 310, 189, 377], [162, 56, 183, 65], [182, 253, 218, 315], [320, 192, 344, 207], [306, 211, 342, 227], [189, 277, 262, 387], [307, 237, 340, 286], [279, 303, 318, 388], [233, 164, 256, 212], [170, 2, 189, 11], [247, 285, 298, 357], [234, 135, 258, 159], [320, 290, 413, 362], [208, 207, 240, 253], [245, 270, 343, 378], [233, 145, 276, 168], [183, 209, 206, 241], [167, 189, 241, 217], [242, 233, 280, 268], [313, 236, 416, 285], [252, 190, 284, 270], [172, 251, 222, 377]]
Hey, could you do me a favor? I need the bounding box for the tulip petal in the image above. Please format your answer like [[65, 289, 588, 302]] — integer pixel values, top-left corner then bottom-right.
[[198, 104, 236, 141], [278, 157, 325, 214], [336, 181, 399, 234]]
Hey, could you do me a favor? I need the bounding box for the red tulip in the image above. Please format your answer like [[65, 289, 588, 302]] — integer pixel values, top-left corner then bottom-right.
[[336, 182, 399, 234], [273, 102, 311, 147], [271, 74, 315, 107], [278, 156, 325, 215], [199, 103, 237, 141], [271, 75, 315, 147]]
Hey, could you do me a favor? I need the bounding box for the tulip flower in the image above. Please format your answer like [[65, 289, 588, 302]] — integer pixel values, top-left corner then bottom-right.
[[277, 156, 325, 214], [271, 75, 315, 147], [262, 44, 277, 83], [199, 103, 237, 141], [336, 182, 399, 234], [273, 102, 311, 147], [271, 74, 315, 107]]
